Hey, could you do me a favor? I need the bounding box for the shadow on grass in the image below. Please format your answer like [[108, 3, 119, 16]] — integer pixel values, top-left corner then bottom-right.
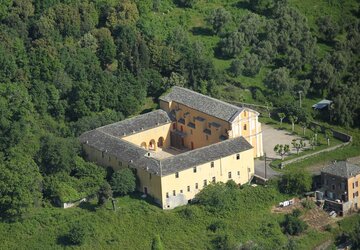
[[191, 26, 213, 36], [78, 202, 97, 212], [57, 235, 71, 246], [128, 192, 161, 208], [140, 108, 154, 115]]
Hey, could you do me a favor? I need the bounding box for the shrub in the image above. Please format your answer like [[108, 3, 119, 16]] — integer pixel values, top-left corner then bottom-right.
[[279, 171, 312, 195], [67, 223, 87, 245], [301, 199, 315, 209], [152, 235, 164, 250], [281, 214, 307, 235], [110, 168, 136, 196], [98, 181, 112, 206], [208, 220, 226, 232]]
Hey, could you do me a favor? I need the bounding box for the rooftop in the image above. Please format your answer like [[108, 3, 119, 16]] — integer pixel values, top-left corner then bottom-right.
[[79, 128, 252, 176], [312, 99, 333, 110], [160, 86, 244, 122], [321, 161, 360, 178], [98, 110, 172, 137]]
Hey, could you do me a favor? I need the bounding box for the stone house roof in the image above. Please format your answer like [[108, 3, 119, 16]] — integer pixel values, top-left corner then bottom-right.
[[159, 86, 244, 122], [98, 110, 172, 137], [79, 129, 252, 176], [160, 136, 252, 176], [321, 161, 360, 179]]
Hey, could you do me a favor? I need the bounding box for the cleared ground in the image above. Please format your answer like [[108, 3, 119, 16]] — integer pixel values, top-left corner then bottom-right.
[[262, 124, 309, 159]]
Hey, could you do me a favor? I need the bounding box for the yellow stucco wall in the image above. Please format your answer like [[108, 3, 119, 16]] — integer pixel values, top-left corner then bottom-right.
[[347, 174, 360, 206], [229, 109, 263, 158], [159, 148, 254, 209], [168, 101, 232, 149], [161, 99, 263, 158], [82, 142, 254, 209], [122, 123, 171, 151]]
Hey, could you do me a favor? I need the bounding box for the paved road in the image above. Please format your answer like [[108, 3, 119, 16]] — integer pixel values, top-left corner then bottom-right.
[[254, 158, 282, 179]]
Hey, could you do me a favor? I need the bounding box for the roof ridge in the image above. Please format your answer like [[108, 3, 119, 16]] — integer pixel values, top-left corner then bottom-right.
[[96, 109, 167, 130], [173, 86, 243, 112], [160, 136, 251, 164]]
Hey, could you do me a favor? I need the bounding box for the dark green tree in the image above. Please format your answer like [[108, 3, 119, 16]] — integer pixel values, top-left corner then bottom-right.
[[110, 168, 136, 196], [242, 53, 261, 77], [37, 135, 79, 175], [279, 170, 312, 195], [67, 223, 87, 245], [316, 16, 339, 42], [98, 182, 113, 206], [218, 32, 245, 58], [264, 67, 294, 96], [0, 155, 42, 220], [229, 59, 243, 77], [206, 8, 232, 34]]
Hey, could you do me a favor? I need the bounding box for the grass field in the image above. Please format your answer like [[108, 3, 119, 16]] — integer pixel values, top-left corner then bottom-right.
[[0, 185, 340, 249]]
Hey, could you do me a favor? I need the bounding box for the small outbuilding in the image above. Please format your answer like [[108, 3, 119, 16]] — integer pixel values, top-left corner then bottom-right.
[[312, 99, 332, 110]]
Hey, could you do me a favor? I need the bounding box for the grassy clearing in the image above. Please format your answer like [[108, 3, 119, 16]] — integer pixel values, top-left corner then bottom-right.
[[0, 186, 303, 249]]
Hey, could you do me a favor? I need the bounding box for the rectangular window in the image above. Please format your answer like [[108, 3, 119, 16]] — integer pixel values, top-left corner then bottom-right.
[[353, 183, 355, 189], [212, 177, 216, 183], [193, 167, 197, 173], [237, 171, 240, 176], [180, 190, 183, 194], [228, 172, 232, 179], [149, 173, 152, 180], [332, 184, 335, 190], [102, 151, 105, 158], [187, 186, 190, 192], [356, 181, 359, 187], [195, 183, 198, 189], [173, 190, 176, 196], [211, 162, 214, 168], [204, 180, 207, 187], [166, 192, 169, 198], [175, 172, 179, 178], [236, 154, 240, 160]]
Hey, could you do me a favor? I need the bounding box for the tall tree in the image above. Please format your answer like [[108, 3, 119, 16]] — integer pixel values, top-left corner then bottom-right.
[[206, 8, 232, 35], [264, 68, 294, 96], [288, 115, 298, 132], [0, 155, 42, 220]]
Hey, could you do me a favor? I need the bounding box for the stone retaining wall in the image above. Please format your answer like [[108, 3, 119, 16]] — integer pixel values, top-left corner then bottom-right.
[[280, 142, 351, 168]]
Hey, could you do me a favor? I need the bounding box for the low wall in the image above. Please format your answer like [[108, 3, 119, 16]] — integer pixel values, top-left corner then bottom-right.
[[280, 142, 351, 168], [310, 122, 352, 143]]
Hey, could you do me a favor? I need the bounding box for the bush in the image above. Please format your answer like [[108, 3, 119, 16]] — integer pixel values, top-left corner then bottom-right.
[[281, 214, 307, 235], [67, 223, 87, 245], [152, 235, 164, 250], [279, 171, 312, 195], [110, 168, 136, 196], [195, 182, 239, 214], [208, 220, 226, 232], [301, 199, 315, 209]]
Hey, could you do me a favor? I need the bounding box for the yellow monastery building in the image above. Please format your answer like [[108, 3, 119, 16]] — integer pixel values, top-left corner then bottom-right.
[[80, 86, 263, 209]]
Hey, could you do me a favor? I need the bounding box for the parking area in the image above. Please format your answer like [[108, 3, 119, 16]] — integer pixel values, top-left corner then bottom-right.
[[255, 124, 309, 179], [262, 124, 308, 159]]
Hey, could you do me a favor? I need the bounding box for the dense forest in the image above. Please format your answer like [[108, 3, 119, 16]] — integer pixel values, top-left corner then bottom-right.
[[0, 0, 359, 224]]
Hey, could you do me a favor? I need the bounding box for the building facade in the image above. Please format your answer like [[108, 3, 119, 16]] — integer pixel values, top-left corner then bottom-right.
[[318, 161, 360, 215], [80, 87, 262, 209]]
